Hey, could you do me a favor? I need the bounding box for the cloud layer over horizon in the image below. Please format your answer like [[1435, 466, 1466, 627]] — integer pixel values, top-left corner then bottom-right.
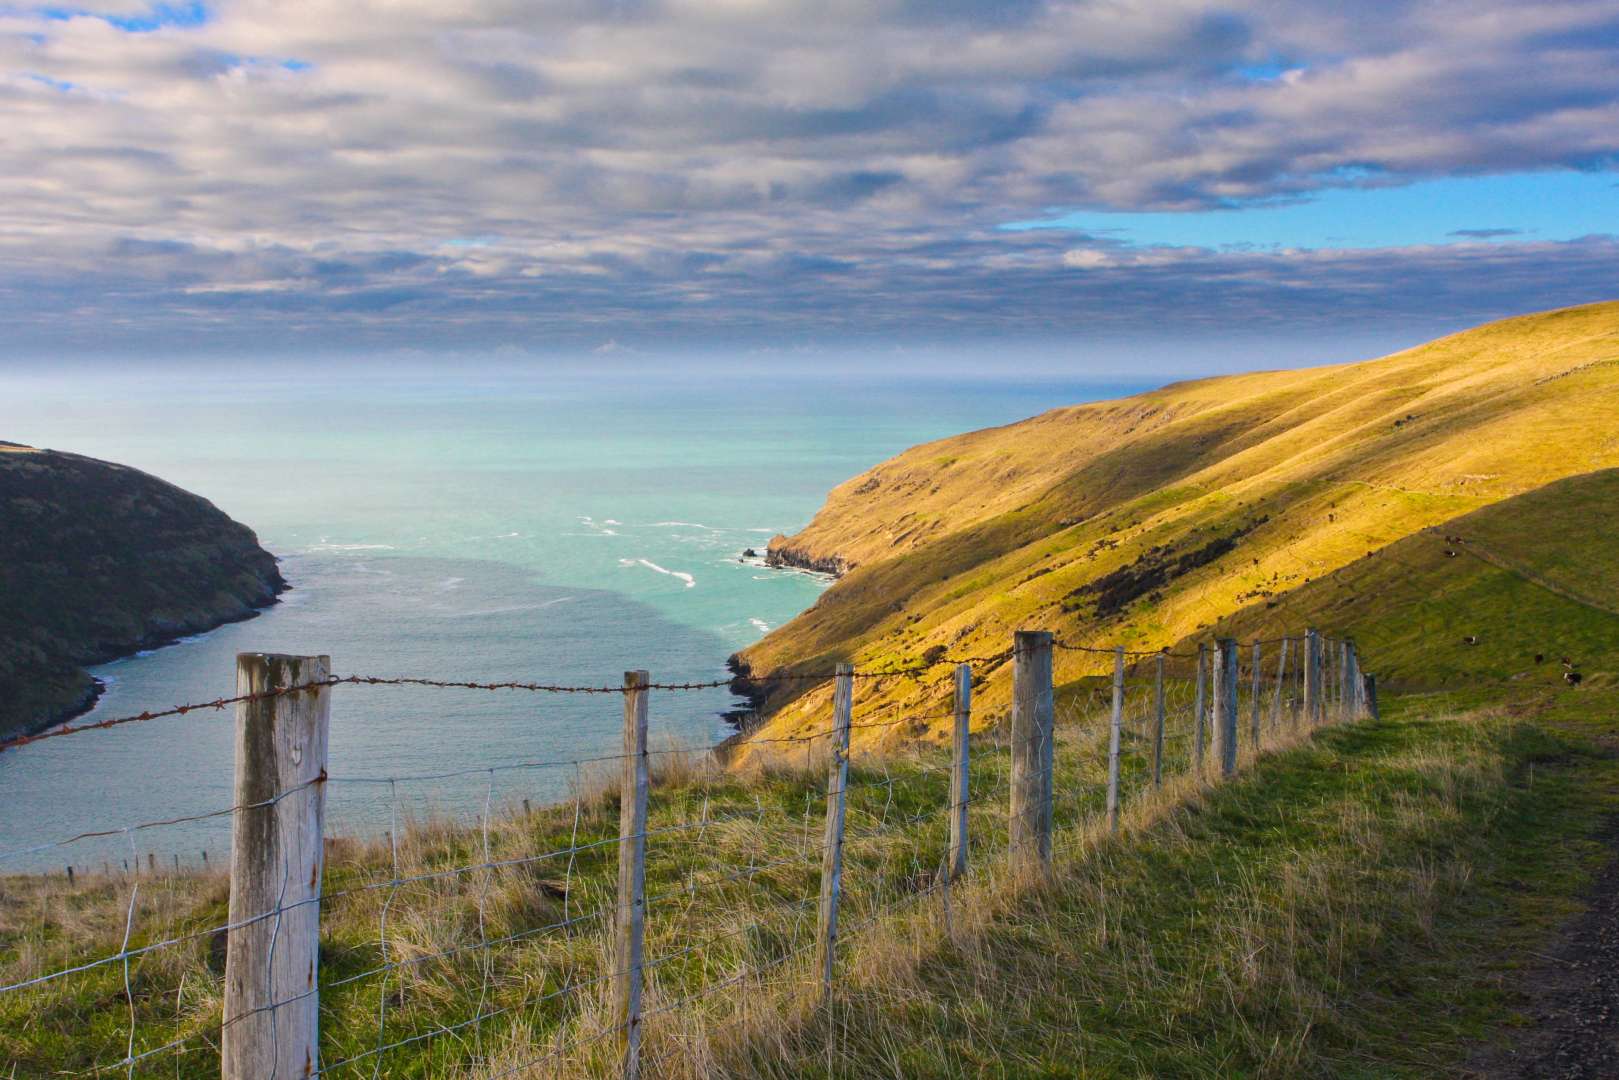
[[4, 0, 1619, 361]]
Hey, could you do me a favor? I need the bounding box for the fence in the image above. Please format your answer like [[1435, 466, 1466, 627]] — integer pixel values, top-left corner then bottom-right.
[[0, 629, 1373, 1079]]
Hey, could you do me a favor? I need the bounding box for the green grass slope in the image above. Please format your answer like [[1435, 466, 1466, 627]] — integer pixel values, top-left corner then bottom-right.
[[1195, 468, 1619, 695], [735, 301, 1619, 753]]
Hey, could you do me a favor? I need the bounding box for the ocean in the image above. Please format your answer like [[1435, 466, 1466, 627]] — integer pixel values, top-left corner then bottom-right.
[[0, 364, 1135, 871]]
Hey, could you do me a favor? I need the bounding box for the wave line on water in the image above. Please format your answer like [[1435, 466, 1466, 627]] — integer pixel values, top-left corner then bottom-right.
[[624, 558, 696, 588]]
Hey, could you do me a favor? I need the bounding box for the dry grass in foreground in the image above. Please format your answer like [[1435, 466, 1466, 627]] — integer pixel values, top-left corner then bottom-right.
[[6, 690, 1614, 1078]]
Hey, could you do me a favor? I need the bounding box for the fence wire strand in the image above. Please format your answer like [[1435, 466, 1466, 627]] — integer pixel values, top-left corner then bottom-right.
[[2, 631, 1367, 1080]]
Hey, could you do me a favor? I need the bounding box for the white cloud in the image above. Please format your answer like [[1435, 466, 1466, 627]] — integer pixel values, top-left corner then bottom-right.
[[1062, 248, 1115, 269], [0, 0, 1616, 352]]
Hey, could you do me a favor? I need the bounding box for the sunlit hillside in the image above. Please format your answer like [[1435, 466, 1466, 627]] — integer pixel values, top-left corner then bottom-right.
[[735, 301, 1619, 755], [1195, 468, 1619, 693]]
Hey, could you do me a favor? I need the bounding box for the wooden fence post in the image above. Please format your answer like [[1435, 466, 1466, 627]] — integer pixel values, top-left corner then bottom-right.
[[1106, 646, 1125, 833], [1009, 631, 1054, 873], [1249, 641, 1263, 746], [1304, 630, 1321, 726], [1320, 636, 1332, 721], [948, 664, 971, 882], [1270, 637, 1290, 732], [1366, 673, 1380, 722], [1348, 643, 1362, 718], [1338, 641, 1348, 718], [1334, 641, 1344, 719], [1193, 643, 1208, 773], [817, 663, 854, 997], [1330, 640, 1342, 720], [614, 670, 650, 1080], [1323, 631, 1333, 724], [222, 653, 330, 1080], [1215, 639, 1239, 776], [1152, 653, 1166, 788]]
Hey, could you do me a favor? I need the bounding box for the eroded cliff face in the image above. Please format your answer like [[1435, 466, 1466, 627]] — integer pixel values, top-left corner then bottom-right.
[[764, 534, 851, 577], [0, 444, 287, 741]]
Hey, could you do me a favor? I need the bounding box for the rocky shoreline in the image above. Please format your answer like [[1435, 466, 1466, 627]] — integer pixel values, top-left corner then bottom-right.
[[764, 533, 850, 577], [35, 582, 289, 741], [721, 653, 768, 730]]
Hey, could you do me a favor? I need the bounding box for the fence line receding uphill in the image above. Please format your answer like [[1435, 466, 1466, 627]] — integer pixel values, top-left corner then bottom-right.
[[0, 630, 1375, 1079]]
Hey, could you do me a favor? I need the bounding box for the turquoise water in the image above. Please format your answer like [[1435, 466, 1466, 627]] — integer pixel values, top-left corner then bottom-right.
[[0, 366, 1133, 871]]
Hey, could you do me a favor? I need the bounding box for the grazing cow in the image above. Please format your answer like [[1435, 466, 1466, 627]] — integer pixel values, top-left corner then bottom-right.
[[1566, 671, 1584, 687], [1534, 653, 1545, 664], [1462, 635, 1479, 646]]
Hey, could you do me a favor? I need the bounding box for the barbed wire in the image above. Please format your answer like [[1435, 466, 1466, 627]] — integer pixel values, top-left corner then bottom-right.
[[4, 626, 1367, 1080], [0, 649, 1016, 755]]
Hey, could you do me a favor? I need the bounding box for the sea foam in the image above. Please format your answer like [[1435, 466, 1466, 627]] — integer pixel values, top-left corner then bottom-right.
[[632, 558, 696, 588]]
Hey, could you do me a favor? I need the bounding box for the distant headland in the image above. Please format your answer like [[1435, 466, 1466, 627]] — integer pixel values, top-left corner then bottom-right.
[[0, 443, 286, 744]]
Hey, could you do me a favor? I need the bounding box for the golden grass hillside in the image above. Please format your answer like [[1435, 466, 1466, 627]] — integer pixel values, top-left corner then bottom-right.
[[734, 301, 1619, 758], [1195, 467, 1619, 694]]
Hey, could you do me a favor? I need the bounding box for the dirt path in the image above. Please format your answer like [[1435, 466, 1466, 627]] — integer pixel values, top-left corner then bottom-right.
[[1468, 817, 1619, 1079]]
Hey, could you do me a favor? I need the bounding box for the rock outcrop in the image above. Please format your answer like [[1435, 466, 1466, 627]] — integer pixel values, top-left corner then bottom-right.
[[764, 534, 850, 577]]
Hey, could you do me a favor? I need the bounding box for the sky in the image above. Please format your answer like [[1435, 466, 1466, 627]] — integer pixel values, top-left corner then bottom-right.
[[3, 0, 1619, 369]]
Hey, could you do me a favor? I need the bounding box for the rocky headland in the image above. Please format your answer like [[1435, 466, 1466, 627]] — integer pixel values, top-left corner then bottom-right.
[[0, 443, 287, 743]]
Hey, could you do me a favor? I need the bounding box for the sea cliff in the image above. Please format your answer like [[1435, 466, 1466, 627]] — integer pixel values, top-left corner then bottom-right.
[[0, 443, 287, 743]]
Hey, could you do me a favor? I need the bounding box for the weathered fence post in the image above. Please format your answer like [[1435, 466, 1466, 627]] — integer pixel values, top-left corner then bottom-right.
[[817, 663, 854, 997], [1193, 643, 1208, 773], [1152, 653, 1166, 788], [1249, 641, 1263, 746], [1322, 632, 1333, 724], [1341, 643, 1351, 718], [948, 664, 971, 882], [1009, 631, 1054, 873], [1106, 646, 1125, 833], [1270, 637, 1290, 732], [1338, 641, 1348, 718], [222, 653, 330, 1080], [614, 670, 650, 1080], [1304, 629, 1321, 726], [1366, 673, 1380, 721], [1332, 640, 1343, 720], [1348, 643, 1362, 718], [1215, 639, 1239, 776]]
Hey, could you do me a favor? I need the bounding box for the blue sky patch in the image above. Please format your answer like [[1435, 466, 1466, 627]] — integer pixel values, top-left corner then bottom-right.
[[1003, 172, 1619, 251], [32, 1, 207, 30]]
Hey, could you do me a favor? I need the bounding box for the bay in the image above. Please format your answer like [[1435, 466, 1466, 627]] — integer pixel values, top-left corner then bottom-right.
[[0, 364, 1137, 871]]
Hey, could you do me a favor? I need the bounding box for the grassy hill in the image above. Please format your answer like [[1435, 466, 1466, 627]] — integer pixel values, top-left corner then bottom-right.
[[1194, 468, 1619, 695], [734, 301, 1619, 754], [9, 315, 1619, 1076], [9, 482, 1619, 1075]]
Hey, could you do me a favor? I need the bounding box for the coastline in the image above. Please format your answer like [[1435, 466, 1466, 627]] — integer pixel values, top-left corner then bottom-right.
[[724, 546, 841, 729], [764, 534, 851, 577], [4, 575, 290, 748]]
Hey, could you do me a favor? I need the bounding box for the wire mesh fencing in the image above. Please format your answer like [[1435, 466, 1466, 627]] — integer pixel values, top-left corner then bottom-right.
[[0, 630, 1372, 1079]]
